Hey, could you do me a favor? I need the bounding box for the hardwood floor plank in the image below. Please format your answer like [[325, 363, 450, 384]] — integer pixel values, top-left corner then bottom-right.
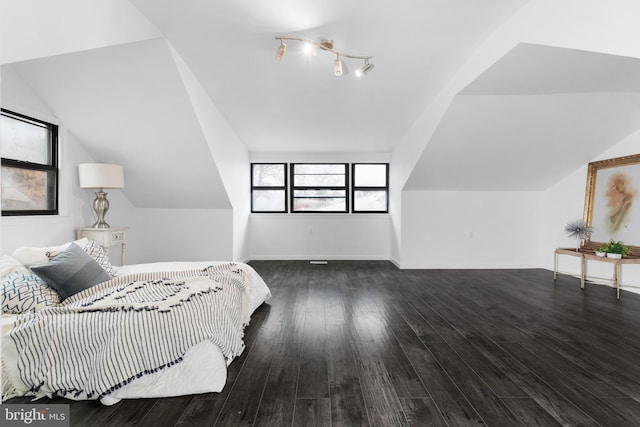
[[425, 341, 524, 427], [465, 335, 600, 426], [138, 395, 193, 427], [391, 323, 485, 426], [499, 341, 633, 426], [500, 398, 563, 426], [400, 398, 448, 427], [175, 398, 224, 427], [327, 324, 370, 427], [350, 335, 410, 427], [292, 398, 331, 427], [296, 310, 329, 398]]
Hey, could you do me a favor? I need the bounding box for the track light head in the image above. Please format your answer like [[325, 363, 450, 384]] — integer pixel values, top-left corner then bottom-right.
[[355, 60, 374, 78], [334, 56, 343, 76], [304, 41, 317, 57], [276, 40, 287, 61]]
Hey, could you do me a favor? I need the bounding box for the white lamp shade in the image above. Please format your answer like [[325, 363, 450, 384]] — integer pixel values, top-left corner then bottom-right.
[[78, 163, 125, 189]]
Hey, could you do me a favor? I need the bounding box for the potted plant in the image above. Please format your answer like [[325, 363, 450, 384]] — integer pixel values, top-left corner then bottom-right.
[[594, 245, 607, 257], [602, 240, 631, 259]]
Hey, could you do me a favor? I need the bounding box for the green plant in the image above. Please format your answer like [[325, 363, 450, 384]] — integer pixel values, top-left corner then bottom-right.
[[602, 240, 631, 256], [594, 245, 607, 254]]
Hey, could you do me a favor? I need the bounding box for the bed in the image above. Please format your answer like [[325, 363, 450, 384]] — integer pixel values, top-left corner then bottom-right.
[[0, 238, 271, 406]]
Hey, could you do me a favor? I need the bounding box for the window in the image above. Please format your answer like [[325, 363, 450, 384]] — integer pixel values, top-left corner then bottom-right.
[[251, 163, 287, 212], [352, 163, 389, 213], [1, 109, 58, 216], [250, 162, 388, 214], [291, 163, 348, 212]]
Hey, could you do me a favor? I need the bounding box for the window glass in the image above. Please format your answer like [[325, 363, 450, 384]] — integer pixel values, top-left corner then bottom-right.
[[0, 114, 51, 165], [354, 164, 387, 187], [353, 190, 387, 212], [252, 190, 286, 212], [252, 163, 285, 186]]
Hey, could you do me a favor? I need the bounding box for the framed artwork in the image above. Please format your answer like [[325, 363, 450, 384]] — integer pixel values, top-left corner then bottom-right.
[[583, 153, 640, 255]]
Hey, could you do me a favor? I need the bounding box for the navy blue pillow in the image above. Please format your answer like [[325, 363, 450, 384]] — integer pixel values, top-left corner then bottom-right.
[[31, 243, 111, 300]]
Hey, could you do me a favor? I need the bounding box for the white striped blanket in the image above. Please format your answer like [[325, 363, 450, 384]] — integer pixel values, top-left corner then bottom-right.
[[5, 263, 252, 401]]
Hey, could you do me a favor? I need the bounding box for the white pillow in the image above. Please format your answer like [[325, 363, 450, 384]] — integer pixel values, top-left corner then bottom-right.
[[82, 240, 117, 277], [12, 238, 90, 267], [1, 271, 61, 314], [0, 255, 29, 277]]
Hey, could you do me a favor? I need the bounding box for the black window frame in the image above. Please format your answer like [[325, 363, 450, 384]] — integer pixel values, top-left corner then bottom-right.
[[250, 163, 288, 213], [1, 108, 59, 216], [351, 163, 389, 213], [290, 163, 349, 213]]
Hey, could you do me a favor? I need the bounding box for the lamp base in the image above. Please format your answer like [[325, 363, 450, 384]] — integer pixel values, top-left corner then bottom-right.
[[91, 190, 111, 229]]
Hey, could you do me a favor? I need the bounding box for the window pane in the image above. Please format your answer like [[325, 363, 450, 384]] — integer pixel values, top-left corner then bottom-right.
[[295, 164, 344, 174], [354, 190, 387, 212], [354, 164, 387, 187], [253, 164, 285, 186], [0, 114, 51, 165], [1, 166, 56, 211], [293, 164, 346, 187], [294, 189, 345, 198], [294, 174, 345, 187], [252, 190, 285, 211], [293, 197, 346, 212]]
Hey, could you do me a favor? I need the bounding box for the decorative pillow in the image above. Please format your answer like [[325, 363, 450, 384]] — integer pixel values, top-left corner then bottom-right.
[[1, 271, 61, 314], [31, 243, 111, 300], [81, 240, 117, 277], [0, 255, 30, 277], [12, 238, 90, 267]]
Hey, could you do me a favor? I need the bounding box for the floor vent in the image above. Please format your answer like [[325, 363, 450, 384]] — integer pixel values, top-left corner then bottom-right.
[[309, 260, 328, 265]]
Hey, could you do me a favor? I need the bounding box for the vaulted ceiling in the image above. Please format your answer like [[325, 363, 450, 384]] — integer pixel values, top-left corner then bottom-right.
[[2, 0, 640, 208]]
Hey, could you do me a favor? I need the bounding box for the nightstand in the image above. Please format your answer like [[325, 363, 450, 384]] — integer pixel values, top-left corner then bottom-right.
[[76, 226, 128, 265]]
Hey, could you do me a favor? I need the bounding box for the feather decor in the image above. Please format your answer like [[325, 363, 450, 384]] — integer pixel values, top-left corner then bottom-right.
[[564, 219, 593, 251]]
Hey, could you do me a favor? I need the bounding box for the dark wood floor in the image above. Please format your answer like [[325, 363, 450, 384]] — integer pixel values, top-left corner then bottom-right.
[[6, 261, 640, 426]]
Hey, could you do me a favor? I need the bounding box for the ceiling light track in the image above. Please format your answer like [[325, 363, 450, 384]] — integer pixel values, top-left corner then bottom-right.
[[275, 36, 374, 77]]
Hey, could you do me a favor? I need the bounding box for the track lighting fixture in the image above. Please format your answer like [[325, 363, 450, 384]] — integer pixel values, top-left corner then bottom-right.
[[275, 36, 373, 78]]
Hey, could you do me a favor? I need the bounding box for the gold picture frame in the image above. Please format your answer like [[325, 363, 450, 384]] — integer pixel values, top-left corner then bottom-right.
[[583, 153, 640, 255]]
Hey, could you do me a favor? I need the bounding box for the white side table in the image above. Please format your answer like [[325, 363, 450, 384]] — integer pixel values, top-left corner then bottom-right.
[[76, 226, 128, 265]]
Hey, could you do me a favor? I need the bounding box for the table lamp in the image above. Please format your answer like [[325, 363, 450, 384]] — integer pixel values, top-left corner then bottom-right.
[[78, 163, 124, 228]]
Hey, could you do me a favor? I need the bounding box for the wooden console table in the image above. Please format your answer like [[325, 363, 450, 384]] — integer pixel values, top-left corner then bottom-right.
[[554, 247, 640, 299]]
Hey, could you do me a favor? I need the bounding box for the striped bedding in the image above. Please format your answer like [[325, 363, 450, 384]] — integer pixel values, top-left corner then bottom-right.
[[3, 263, 252, 401]]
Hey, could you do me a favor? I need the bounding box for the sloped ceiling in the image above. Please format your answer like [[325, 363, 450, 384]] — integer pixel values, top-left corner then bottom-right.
[[6, 39, 231, 208], [404, 43, 640, 190]]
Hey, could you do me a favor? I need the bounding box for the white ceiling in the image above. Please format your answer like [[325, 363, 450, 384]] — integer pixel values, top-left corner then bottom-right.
[[3, 0, 640, 205]]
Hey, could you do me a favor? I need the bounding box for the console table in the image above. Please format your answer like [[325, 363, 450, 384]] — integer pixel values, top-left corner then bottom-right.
[[554, 247, 640, 299]]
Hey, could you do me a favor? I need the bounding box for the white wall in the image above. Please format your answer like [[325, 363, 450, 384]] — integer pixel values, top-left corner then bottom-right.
[[400, 190, 543, 269], [133, 208, 232, 263], [543, 130, 640, 294], [250, 214, 389, 261]]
